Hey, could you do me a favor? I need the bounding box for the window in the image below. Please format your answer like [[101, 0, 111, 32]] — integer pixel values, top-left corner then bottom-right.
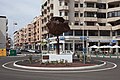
[[108, 11, 120, 18], [59, 1, 62, 6], [86, 22, 95, 26], [97, 13, 106, 18], [97, 3, 106, 9], [28, 28, 31, 31], [115, 11, 118, 17], [75, 43, 82, 51], [100, 30, 110, 36], [118, 11, 120, 16], [28, 38, 31, 42], [74, 22, 79, 25], [75, 30, 82, 36], [75, 3, 78, 7], [65, 2, 68, 6], [59, 11, 62, 16], [98, 23, 106, 26], [80, 22, 83, 26], [85, 12, 95, 17], [74, 12, 79, 17], [86, 3, 94, 8], [80, 13, 83, 17], [88, 30, 98, 36], [64, 30, 73, 36], [65, 11, 68, 16], [51, 4, 53, 10], [80, 4, 83, 7], [29, 33, 31, 36], [117, 30, 120, 35]]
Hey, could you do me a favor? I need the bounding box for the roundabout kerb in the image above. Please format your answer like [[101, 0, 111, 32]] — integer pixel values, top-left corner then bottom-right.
[[13, 60, 106, 70]]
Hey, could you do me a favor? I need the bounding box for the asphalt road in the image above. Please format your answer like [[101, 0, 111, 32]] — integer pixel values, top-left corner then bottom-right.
[[0, 55, 120, 80]]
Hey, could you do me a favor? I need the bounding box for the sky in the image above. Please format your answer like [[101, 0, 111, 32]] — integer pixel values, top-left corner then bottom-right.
[[0, 0, 43, 38]]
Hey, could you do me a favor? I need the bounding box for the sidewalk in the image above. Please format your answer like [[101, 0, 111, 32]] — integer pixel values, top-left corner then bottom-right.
[[89, 55, 120, 58]]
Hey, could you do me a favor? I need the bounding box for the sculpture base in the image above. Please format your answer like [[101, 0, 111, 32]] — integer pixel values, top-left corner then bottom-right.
[[42, 54, 73, 63]]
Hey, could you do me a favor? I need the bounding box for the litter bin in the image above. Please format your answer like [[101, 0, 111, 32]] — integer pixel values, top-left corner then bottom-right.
[[9, 50, 17, 56], [0, 49, 2, 56], [2, 49, 6, 56], [0, 49, 6, 57]]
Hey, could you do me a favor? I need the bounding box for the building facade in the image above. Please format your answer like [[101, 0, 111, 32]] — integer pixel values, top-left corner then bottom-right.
[[41, 0, 120, 53], [14, 16, 42, 50], [0, 16, 8, 49]]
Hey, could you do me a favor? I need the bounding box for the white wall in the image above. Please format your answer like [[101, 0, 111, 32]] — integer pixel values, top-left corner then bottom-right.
[[0, 16, 7, 49]]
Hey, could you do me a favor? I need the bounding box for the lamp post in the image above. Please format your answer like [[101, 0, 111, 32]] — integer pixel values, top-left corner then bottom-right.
[[82, 22, 85, 64], [83, 1, 86, 64], [71, 22, 75, 53]]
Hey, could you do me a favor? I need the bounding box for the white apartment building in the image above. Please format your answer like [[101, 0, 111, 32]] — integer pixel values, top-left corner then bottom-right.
[[41, 0, 120, 53], [0, 16, 8, 49]]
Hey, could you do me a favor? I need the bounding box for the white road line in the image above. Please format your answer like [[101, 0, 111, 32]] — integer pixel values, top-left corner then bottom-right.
[[2, 61, 117, 73]]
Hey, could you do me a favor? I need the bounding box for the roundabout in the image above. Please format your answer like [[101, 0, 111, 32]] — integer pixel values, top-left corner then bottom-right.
[[0, 56, 120, 80], [2, 58, 117, 73]]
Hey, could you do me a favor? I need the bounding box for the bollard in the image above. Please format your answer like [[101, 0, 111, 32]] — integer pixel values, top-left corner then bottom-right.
[[96, 54, 98, 58], [117, 54, 119, 59], [103, 54, 105, 58], [110, 54, 111, 58]]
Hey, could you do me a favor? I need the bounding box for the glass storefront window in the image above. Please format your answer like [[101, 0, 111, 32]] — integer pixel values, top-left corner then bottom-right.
[[75, 30, 82, 36], [88, 30, 98, 36], [65, 43, 73, 50], [100, 30, 110, 36], [64, 30, 73, 36], [75, 43, 82, 51]]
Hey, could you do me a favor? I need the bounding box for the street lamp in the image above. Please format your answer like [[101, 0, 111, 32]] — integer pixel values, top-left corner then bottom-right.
[[71, 22, 75, 53], [82, 22, 85, 64]]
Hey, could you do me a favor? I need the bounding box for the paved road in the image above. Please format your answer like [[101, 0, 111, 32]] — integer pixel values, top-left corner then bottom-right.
[[0, 56, 120, 80]]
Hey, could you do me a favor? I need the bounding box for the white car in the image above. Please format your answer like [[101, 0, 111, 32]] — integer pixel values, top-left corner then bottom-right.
[[27, 49, 35, 53]]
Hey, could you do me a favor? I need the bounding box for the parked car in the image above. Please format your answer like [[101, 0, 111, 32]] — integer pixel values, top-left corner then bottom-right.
[[27, 49, 41, 53], [27, 49, 35, 53], [16, 49, 21, 54]]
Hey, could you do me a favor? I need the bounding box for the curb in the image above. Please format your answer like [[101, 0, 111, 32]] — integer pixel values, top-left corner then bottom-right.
[[13, 60, 106, 70]]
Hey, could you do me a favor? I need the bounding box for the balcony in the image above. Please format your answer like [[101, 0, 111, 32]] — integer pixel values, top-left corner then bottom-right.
[[84, 8, 97, 12], [42, 30, 48, 35], [89, 36, 111, 42], [113, 35, 120, 40], [112, 24, 120, 30], [81, 26, 98, 30], [70, 25, 98, 30], [97, 9, 107, 13], [107, 17, 120, 22], [74, 17, 80, 21], [74, 0, 79, 1], [84, 17, 97, 22], [63, 16, 69, 20], [98, 26, 111, 30], [108, 7, 120, 12], [84, 0, 97, 2], [97, 18, 107, 23], [107, 0, 120, 3], [59, 6, 69, 11]]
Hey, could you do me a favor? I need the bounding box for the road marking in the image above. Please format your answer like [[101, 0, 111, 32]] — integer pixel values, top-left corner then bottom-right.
[[2, 61, 117, 73]]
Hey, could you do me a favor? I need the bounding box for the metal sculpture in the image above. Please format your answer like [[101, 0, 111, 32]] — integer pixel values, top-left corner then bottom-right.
[[46, 17, 70, 54]]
